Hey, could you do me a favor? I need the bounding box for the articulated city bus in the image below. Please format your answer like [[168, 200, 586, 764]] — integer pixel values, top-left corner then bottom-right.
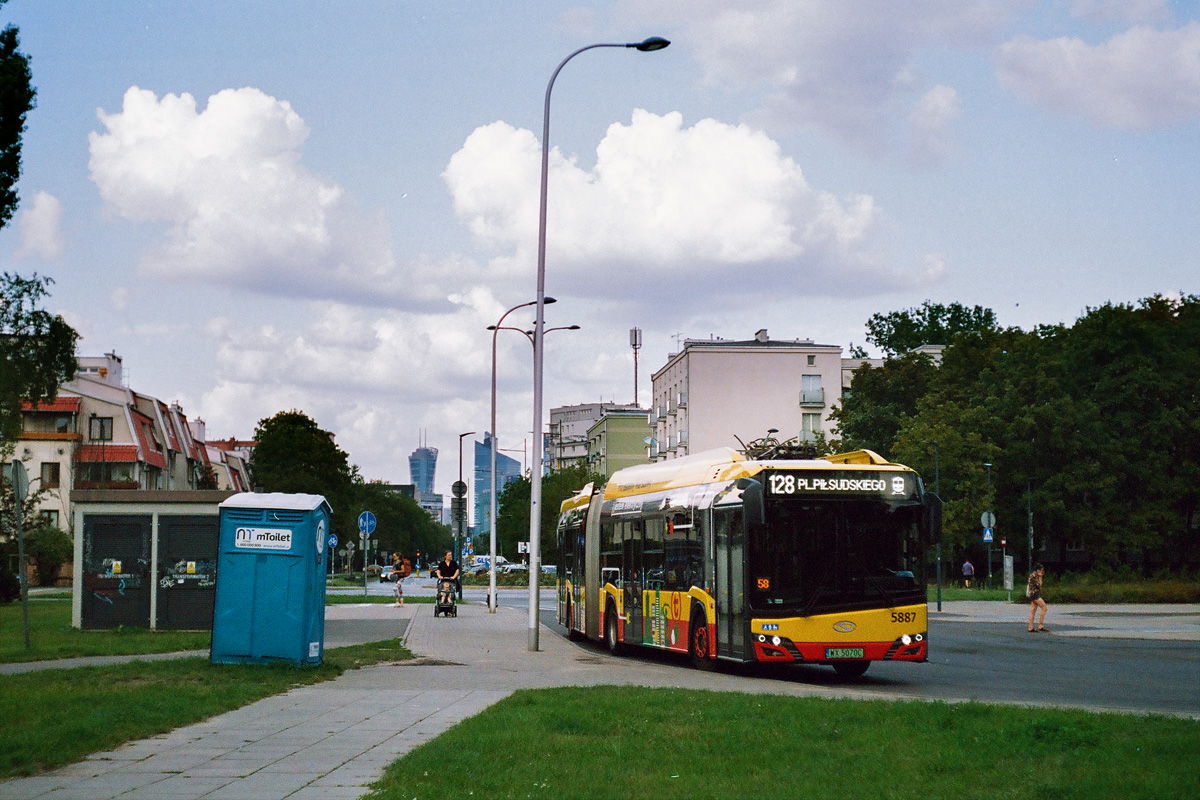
[[556, 445, 941, 678]]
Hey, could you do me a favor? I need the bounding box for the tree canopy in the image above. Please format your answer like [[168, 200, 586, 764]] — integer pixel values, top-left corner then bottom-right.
[[836, 295, 1200, 572], [0, 11, 35, 228], [248, 410, 450, 565], [1, 273, 79, 440], [496, 464, 600, 566], [865, 300, 998, 357]]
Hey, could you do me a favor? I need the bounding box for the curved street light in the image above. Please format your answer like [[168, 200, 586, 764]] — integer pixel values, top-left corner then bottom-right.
[[529, 36, 670, 651], [490, 313, 579, 612], [486, 298, 554, 613]]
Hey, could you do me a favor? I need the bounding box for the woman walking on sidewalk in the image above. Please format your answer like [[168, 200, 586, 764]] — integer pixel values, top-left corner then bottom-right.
[[1027, 563, 1048, 632]]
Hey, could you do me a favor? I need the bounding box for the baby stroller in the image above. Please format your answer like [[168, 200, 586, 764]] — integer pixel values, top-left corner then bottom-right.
[[434, 577, 457, 617]]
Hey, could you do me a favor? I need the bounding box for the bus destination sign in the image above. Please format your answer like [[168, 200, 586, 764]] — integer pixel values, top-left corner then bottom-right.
[[764, 470, 914, 499]]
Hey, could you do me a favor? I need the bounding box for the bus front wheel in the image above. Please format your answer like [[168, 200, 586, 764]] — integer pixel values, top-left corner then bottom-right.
[[604, 603, 622, 655], [832, 660, 870, 679]]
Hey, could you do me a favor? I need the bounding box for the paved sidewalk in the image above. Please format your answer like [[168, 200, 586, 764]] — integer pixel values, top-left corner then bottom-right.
[[931, 600, 1200, 640], [2, 600, 1197, 799]]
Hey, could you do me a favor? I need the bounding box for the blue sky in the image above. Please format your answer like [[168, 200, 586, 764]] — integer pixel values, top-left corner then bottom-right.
[[4, 1, 1198, 501]]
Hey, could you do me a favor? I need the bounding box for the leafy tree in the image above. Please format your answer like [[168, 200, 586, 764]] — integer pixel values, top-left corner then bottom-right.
[[829, 351, 939, 457], [350, 480, 450, 568], [865, 300, 998, 357], [1, 273, 79, 440], [249, 410, 356, 540], [496, 464, 600, 566], [24, 522, 71, 586], [0, 8, 35, 228], [883, 295, 1200, 572]]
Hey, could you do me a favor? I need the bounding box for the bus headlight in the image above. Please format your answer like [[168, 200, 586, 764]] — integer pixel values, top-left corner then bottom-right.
[[772, 636, 781, 646], [901, 634, 912, 646]]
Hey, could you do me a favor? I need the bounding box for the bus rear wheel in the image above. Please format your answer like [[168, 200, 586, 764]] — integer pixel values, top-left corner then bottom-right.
[[832, 660, 870, 679], [689, 604, 716, 671], [604, 603, 622, 655]]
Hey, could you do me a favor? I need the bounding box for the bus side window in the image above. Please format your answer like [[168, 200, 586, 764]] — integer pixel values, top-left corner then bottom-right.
[[644, 517, 665, 590], [664, 513, 700, 591], [600, 521, 620, 588]]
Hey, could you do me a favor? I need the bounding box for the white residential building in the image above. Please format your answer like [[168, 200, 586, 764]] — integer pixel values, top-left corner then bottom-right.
[[650, 330, 864, 461]]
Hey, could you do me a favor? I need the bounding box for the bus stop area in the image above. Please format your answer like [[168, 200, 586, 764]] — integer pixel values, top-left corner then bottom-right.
[[4, 598, 1198, 800]]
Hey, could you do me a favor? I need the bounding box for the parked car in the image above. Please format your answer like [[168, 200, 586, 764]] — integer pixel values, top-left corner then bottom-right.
[[378, 566, 397, 582]]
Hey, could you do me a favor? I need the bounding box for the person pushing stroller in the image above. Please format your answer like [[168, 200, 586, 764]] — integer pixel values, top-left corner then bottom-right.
[[434, 550, 460, 617]]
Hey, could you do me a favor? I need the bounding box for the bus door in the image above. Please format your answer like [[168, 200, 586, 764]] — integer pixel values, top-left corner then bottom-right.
[[622, 520, 644, 644], [713, 506, 747, 660]]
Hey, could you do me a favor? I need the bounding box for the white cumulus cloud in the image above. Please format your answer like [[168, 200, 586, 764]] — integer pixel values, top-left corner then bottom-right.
[[907, 85, 962, 167], [994, 23, 1200, 128], [15, 191, 65, 260], [629, 0, 1016, 155], [445, 109, 938, 303], [87, 86, 441, 308]]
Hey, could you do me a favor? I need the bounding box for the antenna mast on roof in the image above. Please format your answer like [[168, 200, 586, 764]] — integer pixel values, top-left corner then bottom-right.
[[630, 327, 642, 406]]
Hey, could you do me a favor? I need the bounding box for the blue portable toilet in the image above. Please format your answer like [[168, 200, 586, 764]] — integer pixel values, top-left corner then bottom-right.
[[211, 493, 332, 665]]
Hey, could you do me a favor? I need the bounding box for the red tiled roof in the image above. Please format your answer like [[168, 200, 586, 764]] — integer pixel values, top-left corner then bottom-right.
[[133, 413, 168, 469], [158, 402, 182, 451], [22, 397, 81, 413]]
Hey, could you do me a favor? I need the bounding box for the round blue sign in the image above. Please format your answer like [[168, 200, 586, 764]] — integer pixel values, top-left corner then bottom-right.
[[357, 511, 377, 535], [328, 534, 338, 549]]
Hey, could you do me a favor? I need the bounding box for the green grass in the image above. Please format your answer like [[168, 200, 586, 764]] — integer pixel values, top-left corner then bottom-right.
[[0, 595, 434, 663], [0, 637, 412, 779], [928, 585, 1014, 602], [366, 686, 1200, 800], [0, 598, 211, 663]]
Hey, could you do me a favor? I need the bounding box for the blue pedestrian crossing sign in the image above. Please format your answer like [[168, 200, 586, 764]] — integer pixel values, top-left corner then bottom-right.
[[358, 511, 376, 535], [983, 527, 993, 542]]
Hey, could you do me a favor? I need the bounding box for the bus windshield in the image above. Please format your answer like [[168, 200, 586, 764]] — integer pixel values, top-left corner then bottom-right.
[[748, 497, 924, 614]]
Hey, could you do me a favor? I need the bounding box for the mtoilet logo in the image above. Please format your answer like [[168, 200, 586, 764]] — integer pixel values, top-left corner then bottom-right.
[[234, 527, 293, 551]]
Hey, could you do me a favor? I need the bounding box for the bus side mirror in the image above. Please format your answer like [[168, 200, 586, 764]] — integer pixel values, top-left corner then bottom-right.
[[735, 477, 765, 527], [922, 493, 943, 545]]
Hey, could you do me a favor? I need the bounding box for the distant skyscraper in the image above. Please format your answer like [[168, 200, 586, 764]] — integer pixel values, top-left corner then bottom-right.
[[409, 440, 438, 496], [410, 433, 443, 523], [474, 433, 522, 538]]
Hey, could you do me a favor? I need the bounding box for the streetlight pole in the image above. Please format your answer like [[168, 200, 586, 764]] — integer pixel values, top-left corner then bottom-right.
[[984, 462, 993, 590], [456, 431, 475, 580], [528, 35, 670, 652], [923, 440, 942, 611], [492, 318, 578, 613], [489, 299, 552, 613]]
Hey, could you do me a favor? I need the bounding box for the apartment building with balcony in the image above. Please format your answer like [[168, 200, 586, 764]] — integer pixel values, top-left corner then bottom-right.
[[649, 330, 848, 461], [15, 353, 251, 531]]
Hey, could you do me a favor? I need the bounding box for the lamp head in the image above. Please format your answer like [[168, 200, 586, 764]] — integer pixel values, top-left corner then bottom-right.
[[631, 36, 670, 51]]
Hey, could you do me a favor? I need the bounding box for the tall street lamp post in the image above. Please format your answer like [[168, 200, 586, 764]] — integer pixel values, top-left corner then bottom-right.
[[923, 440, 942, 611], [528, 35, 670, 652], [455, 431, 475, 577], [984, 461, 993, 590], [490, 317, 578, 613], [488, 298, 553, 613]]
